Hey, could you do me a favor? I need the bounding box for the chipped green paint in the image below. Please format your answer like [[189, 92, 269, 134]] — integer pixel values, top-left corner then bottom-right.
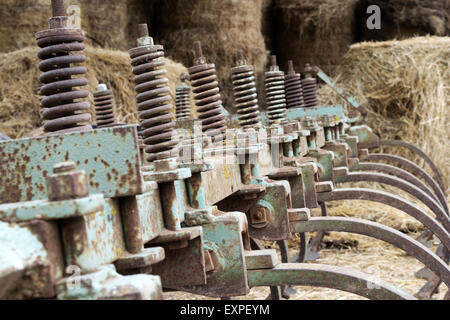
[[0, 194, 104, 222], [0, 125, 143, 204], [61, 198, 126, 271]]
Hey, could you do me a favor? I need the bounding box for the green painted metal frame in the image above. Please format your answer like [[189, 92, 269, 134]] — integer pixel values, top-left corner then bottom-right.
[[0, 125, 143, 204]]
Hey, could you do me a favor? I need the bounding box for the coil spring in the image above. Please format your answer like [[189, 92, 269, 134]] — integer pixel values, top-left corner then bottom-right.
[[175, 75, 191, 120], [302, 64, 319, 108], [285, 61, 305, 109], [189, 42, 227, 139], [231, 51, 261, 129], [129, 25, 178, 162], [93, 87, 117, 128], [265, 56, 287, 125], [36, 27, 91, 133]]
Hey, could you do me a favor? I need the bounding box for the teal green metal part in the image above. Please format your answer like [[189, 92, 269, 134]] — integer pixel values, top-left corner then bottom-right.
[[179, 211, 249, 297], [348, 125, 380, 149], [56, 264, 163, 300], [308, 149, 335, 182], [247, 263, 415, 300], [286, 105, 346, 122], [61, 198, 126, 271], [0, 125, 143, 204]]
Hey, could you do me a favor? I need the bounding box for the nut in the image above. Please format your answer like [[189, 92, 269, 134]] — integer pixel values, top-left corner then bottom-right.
[[46, 161, 89, 201], [249, 206, 269, 228]]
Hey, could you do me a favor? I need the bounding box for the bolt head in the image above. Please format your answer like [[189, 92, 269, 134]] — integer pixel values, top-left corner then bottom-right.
[[249, 206, 269, 227], [49, 16, 69, 29], [46, 162, 89, 201]]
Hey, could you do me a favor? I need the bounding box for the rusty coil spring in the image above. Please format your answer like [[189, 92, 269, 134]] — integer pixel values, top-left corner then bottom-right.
[[302, 64, 319, 108], [231, 51, 261, 129], [285, 61, 305, 109], [129, 26, 178, 162], [175, 75, 191, 120], [189, 42, 227, 138], [93, 87, 117, 128], [36, 28, 91, 133], [265, 56, 287, 124]]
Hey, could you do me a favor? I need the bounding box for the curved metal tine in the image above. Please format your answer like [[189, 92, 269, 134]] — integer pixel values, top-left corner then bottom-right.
[[339, 172, 448, 224], [296, 232, 309, 262], [317, 188, 450, 250], [292, 217, 450, 289], [250, 237, 265, 251], [355, 162, 443, 208], [339, 171, 448, 249], [250, 238, 286, 300], [276, 240, 298, 298], [416, 274, 442, 300], [304, 202, 328, 261], [380, 139, 446, 192], [416, 244, 449, 299], [248, 263, 416, 300], [364, 153, 448, 213]]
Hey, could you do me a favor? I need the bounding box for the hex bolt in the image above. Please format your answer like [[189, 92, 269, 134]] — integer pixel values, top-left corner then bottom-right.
[[46, 161, 89, 201], [53, 161, 76, 174], [249, 206, 269, 228]]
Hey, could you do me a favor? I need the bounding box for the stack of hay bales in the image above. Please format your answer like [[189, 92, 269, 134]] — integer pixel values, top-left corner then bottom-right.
[[273, 0, 359, 75], [356, 0, 450, 42], [0, 46, 192, 139], [318, 36, 450, 191], [153, 0, 268, 113], [0, 0, 149, 53]]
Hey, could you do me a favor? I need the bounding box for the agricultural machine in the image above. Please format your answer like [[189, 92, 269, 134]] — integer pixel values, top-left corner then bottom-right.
[[0, 0, 448, 300]]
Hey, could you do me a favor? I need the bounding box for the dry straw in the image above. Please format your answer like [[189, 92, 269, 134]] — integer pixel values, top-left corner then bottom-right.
[[0, 0, 147, 53], [153, 0, 268, 112], [273, 0, 359, 74], [318, 36, 450, 192], [0, 46, 193, 138]]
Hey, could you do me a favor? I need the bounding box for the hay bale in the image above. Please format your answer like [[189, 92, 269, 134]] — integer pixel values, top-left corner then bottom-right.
[[153, 0, 268, 113], [317, 36, 450, 191], [0, 0, 150, 52], [0, 46, 191, 138], [356, 0, 450, 42], [273, 0, 359, 75]]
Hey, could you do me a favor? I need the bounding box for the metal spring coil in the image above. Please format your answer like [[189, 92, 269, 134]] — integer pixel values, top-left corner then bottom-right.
[[93, 89, 116, 128], [175, 84, 191, 120], [188, 63, 227, 138], [36, 28, 91, 133], [129, 44, 179, 162], [265, 70, 287, 124], [302, 68, 319, 108], [231, 63, 261, 129], [285, 64, 305, 109]]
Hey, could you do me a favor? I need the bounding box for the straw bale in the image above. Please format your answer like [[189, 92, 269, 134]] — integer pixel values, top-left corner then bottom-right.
[[153, 0, 268, 113], [317, 36, 449, 191], [0, 46, 192, 138]]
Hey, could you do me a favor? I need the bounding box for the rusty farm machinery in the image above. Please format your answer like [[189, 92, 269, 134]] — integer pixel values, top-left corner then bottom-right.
[[0, 0, 448, 300]]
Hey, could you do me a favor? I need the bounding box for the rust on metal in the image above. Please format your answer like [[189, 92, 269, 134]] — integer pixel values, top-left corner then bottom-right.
[[35, 0, 91, 134], [129, 24, 179, 162]]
